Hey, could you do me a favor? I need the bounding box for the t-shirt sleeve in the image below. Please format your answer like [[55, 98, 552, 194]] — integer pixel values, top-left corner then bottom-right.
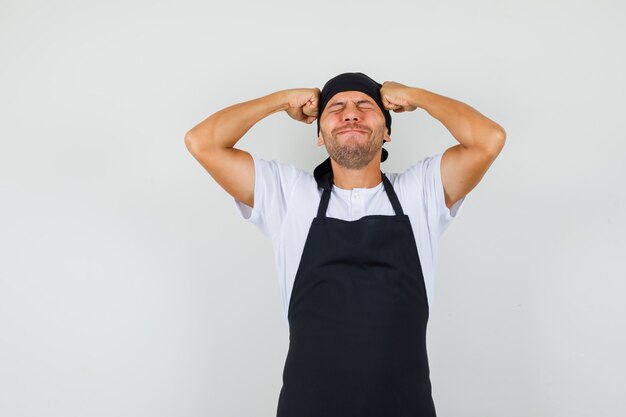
[[233, 153, 304, 239], [424, 151, 466, 237], [403, 152, 466, 239]]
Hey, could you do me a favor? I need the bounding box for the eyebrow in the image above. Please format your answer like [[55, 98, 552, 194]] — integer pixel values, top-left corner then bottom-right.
[[328, 99, 373, 107]]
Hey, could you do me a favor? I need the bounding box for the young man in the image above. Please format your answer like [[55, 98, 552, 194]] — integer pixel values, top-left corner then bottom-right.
[[185, 72, 505, 416]]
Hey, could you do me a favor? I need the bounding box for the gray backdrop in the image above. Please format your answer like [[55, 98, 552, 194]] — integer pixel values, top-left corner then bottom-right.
[[1, 0, 624, 416]]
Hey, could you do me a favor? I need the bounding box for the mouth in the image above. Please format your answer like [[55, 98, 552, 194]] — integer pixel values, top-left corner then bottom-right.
[[337, 129, 368, 135]]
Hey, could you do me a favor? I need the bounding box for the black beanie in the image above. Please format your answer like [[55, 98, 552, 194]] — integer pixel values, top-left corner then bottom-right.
[[316, 72, 392, 163]]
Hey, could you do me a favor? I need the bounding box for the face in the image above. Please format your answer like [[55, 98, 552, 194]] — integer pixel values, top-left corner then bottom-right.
[[318, 91, 391, 170]]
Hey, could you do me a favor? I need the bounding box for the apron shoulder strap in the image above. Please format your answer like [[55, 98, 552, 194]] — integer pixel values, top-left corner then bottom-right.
[[381, 172, 405, 216]]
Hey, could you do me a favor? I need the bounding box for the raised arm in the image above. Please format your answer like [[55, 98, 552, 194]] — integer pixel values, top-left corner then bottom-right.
[[380, 81, 506, 209], [184, 89, 319, 208]]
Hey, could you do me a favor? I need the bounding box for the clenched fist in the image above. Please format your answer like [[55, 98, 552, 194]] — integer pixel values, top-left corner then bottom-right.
[[380, 81, 419, 113], [283, 88, 320, 124]]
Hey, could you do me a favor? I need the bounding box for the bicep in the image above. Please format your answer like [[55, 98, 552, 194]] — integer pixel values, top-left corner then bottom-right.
[[440, 141, 504, 209]]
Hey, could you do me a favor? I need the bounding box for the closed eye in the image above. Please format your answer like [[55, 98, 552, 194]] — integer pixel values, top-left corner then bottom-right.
[[328, 101, 374, 110]]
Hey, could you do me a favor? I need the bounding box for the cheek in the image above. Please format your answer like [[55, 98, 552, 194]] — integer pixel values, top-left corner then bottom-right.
[[320, 117, 338, 132]]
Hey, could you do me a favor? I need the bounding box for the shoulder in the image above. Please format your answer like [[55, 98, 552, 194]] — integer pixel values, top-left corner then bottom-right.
[[385, 153, 440, 190], [386, 152, 465, 236], [251, 154, 310, 183], [234, 153, 314, 239]]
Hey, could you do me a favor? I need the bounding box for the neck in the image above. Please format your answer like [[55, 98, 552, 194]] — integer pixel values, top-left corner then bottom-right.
[[330, 154, 383, 190]]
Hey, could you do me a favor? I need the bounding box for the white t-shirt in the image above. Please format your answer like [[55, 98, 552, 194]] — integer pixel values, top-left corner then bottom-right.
[[233, 152, 466, 325]]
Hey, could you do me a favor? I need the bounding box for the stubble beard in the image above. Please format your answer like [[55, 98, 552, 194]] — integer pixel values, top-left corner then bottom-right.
[[321, 124, 385, 170]]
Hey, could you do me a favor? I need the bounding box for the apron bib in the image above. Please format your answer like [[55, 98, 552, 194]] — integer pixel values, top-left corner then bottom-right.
[[276, 161, 436, 417]]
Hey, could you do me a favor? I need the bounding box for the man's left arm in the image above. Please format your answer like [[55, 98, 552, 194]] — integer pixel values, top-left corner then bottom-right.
[[380, 82, 506, 209]]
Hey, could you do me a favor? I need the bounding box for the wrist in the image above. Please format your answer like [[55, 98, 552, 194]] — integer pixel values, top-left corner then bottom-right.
[[407, 87, 427, 109], [270, 90, 291, 112], [257, 90, 290, 115]]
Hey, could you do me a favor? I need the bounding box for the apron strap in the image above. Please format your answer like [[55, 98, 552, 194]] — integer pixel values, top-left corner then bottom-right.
[[381, 172, 405, 216], [317, 188, 332, 218]]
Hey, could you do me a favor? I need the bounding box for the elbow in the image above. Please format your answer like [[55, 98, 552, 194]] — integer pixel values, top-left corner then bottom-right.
[[184, 132, 198, 154], [184, 131, 211, 155], [495, 126, 506, 142], [496, 127, 506, 149], [485, 127, 506, 156]]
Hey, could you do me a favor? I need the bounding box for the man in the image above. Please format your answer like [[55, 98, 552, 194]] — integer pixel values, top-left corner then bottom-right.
[[185, 72, 505, 416]]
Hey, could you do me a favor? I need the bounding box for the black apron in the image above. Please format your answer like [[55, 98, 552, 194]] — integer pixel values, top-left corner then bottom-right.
[[276, 159, 436, 417]]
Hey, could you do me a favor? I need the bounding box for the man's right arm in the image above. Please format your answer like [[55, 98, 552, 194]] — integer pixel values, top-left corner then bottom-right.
[[184, 91, 290, 208]]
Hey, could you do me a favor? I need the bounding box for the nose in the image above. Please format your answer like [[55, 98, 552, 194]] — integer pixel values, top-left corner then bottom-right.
[[341, 103, 362, 122]]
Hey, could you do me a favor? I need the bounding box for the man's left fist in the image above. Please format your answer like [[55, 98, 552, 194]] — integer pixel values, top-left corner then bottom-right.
[[380, 81, 418, 113]]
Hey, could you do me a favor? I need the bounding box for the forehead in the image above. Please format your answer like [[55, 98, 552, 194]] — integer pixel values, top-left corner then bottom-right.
[[327, 91, 374, 104]]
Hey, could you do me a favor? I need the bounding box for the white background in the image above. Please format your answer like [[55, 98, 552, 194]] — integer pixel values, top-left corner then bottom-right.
[[1, 0, 625, 416]]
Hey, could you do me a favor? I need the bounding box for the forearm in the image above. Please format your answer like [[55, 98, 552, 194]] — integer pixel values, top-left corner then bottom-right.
[[185, 90, 289, 153], [408, 87, 506, 152]]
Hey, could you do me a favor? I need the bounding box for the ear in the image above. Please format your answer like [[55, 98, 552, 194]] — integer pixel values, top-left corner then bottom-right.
[[317, 131, 324, 147], [384, 127, 392, 143]]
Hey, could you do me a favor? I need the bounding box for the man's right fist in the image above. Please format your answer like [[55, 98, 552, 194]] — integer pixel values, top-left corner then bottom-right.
[[284, 88, 320, 124]]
